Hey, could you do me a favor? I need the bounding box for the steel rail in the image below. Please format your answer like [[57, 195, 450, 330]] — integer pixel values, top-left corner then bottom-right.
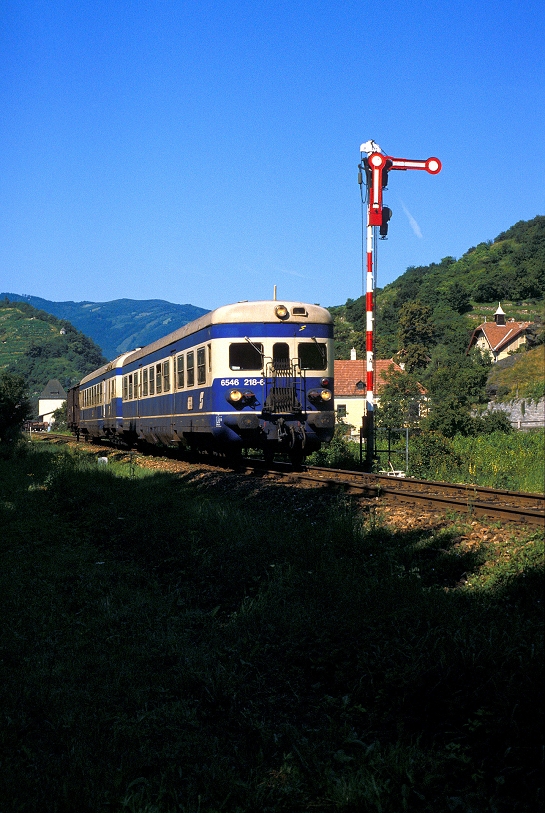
[[244, 461, 545, 527]]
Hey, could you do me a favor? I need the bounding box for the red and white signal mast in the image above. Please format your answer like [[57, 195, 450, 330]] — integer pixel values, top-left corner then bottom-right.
[[358, 140, 441, 470]]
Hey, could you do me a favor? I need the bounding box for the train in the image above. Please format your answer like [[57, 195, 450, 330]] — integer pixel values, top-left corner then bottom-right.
[[67, 299, 335, 464]]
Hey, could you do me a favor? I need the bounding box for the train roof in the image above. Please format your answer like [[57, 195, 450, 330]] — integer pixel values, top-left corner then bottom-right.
[[79, 352, 134, 386], [123, 300, 333, 367], [78, 301, 332, 386]]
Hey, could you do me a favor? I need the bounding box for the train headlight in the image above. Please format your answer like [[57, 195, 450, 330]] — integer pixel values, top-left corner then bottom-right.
[[320, 389, 332, 401], [275, 305, 289, 320], [228, 389, 243, 402]]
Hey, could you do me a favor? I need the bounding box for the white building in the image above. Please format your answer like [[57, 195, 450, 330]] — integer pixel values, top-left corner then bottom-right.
[[38, 379, 67, 426], [467, 304, 532, 362]]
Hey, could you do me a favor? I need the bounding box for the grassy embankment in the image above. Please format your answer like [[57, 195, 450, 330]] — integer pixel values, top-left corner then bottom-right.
[[312, 428, 544, 493], [1, 441, 543, 812]]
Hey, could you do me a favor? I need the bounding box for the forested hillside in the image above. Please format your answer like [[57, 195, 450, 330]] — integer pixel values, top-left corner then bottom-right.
[[331, 215, 544, 361], [330, 215, 544, 436], [0, 299, 106, 410], [0, 294, 208, 361]]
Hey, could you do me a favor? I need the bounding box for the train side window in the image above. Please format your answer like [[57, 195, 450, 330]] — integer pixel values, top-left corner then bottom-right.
[[128, 374, 133, 400], [163, 360, 170, 392], [149, 366, 155, 395], [156, 363, 162, 394], [229, 342, 263, 370], [298, 342, 327, 370], [197, 347, 206, 384], [177, 355, 184, 389], [207, 343, 212, 373], [187, 352, 195, 387], [123, 376, 128, 401], [143, 368, 148, 397]]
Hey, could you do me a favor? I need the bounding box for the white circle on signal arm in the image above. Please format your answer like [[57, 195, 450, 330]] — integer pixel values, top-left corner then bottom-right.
[[370, 154, 384, 167]]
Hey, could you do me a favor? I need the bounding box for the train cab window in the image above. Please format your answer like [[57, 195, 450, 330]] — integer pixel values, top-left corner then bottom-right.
[[273, 343, 290, 370], [176, 355, 184, 389], [197, 347, 206, 384], [142, 368, 148, 397], [298, 342, 327, 370], [229, 342, 263, 370], [149, 366, 155, 395], [156, 363, 162, 394], [163, 360, 170, 392], [187, 352, 195, 387]]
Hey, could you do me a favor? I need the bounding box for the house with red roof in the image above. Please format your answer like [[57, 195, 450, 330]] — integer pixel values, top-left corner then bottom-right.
[[467, 304, 532, 362], [334, 351, 403, 433]]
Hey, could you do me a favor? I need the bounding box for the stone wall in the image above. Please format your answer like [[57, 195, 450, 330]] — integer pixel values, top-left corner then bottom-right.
[[487, 397, 544, 430]]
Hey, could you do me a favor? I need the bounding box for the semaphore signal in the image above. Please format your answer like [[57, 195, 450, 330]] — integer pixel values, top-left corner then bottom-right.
[[358, 140, 442, 470]]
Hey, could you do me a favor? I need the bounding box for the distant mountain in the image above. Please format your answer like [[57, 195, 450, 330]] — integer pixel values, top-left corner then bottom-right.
[[0, 299, 106, 411], [0, 295, 209, 362]]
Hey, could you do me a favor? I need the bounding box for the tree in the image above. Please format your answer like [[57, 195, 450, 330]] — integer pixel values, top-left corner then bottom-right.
[[420, 348, 491, 437], [51, 402, 68, 431], [443, 281, 472, 314], [376, 368, 424, 429], [396, 301, 435, 372], [0, 372, 31, 445]]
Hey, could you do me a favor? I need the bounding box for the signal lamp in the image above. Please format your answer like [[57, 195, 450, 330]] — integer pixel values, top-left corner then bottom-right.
[[380, 206, 392, 239]]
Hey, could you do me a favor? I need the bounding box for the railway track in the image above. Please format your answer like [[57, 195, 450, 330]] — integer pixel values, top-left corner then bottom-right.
[[242, 461, 545, 527], [37, 434, 544, 527]]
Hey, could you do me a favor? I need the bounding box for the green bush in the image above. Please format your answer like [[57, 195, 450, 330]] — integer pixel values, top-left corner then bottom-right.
[[307, 421, 361, 469], [409, 431, 462, 479]]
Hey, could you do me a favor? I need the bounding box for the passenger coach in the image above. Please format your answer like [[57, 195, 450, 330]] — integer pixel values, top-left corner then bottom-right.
[[67, 300, 335, 463]]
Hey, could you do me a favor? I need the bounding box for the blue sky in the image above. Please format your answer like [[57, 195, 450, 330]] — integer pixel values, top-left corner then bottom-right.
[[1, 0, 543, 311]]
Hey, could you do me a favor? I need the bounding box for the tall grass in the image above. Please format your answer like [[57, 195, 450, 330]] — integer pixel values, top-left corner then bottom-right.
[[450, 430, 545, 492], [0, 443, 543, 811], [407, 429, 544, 492]]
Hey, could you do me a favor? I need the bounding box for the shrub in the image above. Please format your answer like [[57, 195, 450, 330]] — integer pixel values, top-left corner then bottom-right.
[[409, 431, 462, 479]]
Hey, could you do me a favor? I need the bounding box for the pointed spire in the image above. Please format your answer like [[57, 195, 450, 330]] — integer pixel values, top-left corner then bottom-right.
[[494, 303, 506, 326]]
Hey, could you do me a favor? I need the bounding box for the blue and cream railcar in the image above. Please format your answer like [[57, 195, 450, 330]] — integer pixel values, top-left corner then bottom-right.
[[72, 352, 133, 440], [73, 300, 335, 461]]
